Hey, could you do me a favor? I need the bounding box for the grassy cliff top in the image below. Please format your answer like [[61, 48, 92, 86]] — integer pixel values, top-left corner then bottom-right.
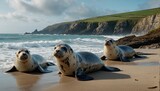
[[80, 7, 160, 22]]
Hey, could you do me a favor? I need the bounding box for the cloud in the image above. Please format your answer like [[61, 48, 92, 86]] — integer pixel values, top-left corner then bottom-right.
[[8, 0, 75, 16], [65, 3, 103, 19], [0, 12, 40, 22], [139, 0, 160, 9], [2, 0, 117, 23], [0, 12, 28, 22], [7, 0, 110, 19]]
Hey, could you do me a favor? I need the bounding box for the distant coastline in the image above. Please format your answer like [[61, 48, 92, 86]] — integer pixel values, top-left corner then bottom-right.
[[27, 7, 160, 36], [25, 7, 160, 49]]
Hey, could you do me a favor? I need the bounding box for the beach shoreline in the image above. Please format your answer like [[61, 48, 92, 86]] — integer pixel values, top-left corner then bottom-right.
[[0, 49, 159, 91]]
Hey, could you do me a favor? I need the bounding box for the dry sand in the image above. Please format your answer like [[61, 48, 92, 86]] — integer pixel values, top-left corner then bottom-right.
[[0, 49, 159, 91]]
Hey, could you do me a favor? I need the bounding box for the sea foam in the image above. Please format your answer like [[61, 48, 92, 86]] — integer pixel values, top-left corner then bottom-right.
[[0, 34, 123, 70]]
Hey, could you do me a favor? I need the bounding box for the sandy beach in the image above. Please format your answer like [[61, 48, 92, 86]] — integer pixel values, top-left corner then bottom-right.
[[0, 49, 159, 91]]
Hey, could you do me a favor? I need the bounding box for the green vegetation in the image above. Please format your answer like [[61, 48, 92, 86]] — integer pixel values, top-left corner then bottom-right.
[[80, 7, 160, 22]]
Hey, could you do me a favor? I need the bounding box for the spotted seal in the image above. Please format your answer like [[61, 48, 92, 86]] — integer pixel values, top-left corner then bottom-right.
[[6, 48, 55, 73], [101, 39, 142, 62], [53, 44, 120, 81]]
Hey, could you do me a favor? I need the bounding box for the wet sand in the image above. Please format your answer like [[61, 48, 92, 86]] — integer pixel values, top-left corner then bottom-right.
[[0, 49, 159, 91]]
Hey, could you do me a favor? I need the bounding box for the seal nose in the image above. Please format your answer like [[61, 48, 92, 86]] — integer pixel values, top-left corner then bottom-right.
[[22, 53, 27, 56], [20, 53, 28, 60], [56, 50, 60, 53], [53, 50, 60, 56], [105, 41, 110, 45], [54, 50, 62, 58]]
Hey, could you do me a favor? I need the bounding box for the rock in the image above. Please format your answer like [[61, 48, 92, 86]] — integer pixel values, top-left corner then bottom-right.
[[116, 28, 160, 48], [32, 29, 39, 34], [116, 35, 136, 45], [24, 32, 30, 34]]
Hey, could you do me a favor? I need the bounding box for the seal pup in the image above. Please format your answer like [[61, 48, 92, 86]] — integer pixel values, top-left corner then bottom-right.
[[53, 44, 120, 81], [101, 39, 142, 62], [6, 48, 55, 73]]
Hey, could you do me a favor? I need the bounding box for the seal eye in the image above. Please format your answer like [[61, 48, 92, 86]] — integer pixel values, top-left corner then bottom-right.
[[54, 47, 56, 50], [61, 47, 67, 52], [70, 48, 73, 53], [18, 51, 21, 54], [110, 40, 113, 44], [25, 50, 30, 54]]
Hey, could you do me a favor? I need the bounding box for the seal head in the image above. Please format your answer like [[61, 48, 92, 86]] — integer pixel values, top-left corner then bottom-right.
[[15, 48, 35, 72], [53, 44, 76, 76], [6, 48, 55, 73]]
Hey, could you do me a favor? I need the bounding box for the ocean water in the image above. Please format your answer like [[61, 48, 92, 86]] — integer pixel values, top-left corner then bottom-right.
[[0, 34, 124, 70]]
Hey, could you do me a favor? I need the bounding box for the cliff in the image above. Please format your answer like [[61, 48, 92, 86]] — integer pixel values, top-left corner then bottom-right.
[[131, 14, 160, 35], [31, 8, 160, 35], [32, 20, 135, 35]]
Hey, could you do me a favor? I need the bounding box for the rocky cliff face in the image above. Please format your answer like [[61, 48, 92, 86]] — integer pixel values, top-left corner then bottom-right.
[[131, 14, 160, 35], [32, 14, 160, 35]]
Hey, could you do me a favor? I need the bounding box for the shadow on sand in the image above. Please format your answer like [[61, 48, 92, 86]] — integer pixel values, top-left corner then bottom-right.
[[90, 71, 130, 80]]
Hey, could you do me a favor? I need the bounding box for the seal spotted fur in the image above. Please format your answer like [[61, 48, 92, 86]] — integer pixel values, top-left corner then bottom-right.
[[6, 48, 55, 73], [53, 44, 120, 81]]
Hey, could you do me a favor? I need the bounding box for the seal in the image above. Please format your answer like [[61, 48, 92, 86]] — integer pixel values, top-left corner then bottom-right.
[[53, 44, 120, 81], [6, 48, 55, 73], [101, 39, 142, 62]]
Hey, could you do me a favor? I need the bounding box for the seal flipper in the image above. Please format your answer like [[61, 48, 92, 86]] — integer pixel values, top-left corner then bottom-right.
[[101, 56, 106, 60], [46, 62, 55, 66], [75, 68, 93, 81], [6, 66, 17, 72], [37, 65, 53, 73], [134, 54, 143, 58], [120, 56, 130, 62], [101, 66, 120, 72]]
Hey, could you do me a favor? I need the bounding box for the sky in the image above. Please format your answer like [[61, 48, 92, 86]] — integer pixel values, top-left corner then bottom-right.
[[0, 0, 160, 34]]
